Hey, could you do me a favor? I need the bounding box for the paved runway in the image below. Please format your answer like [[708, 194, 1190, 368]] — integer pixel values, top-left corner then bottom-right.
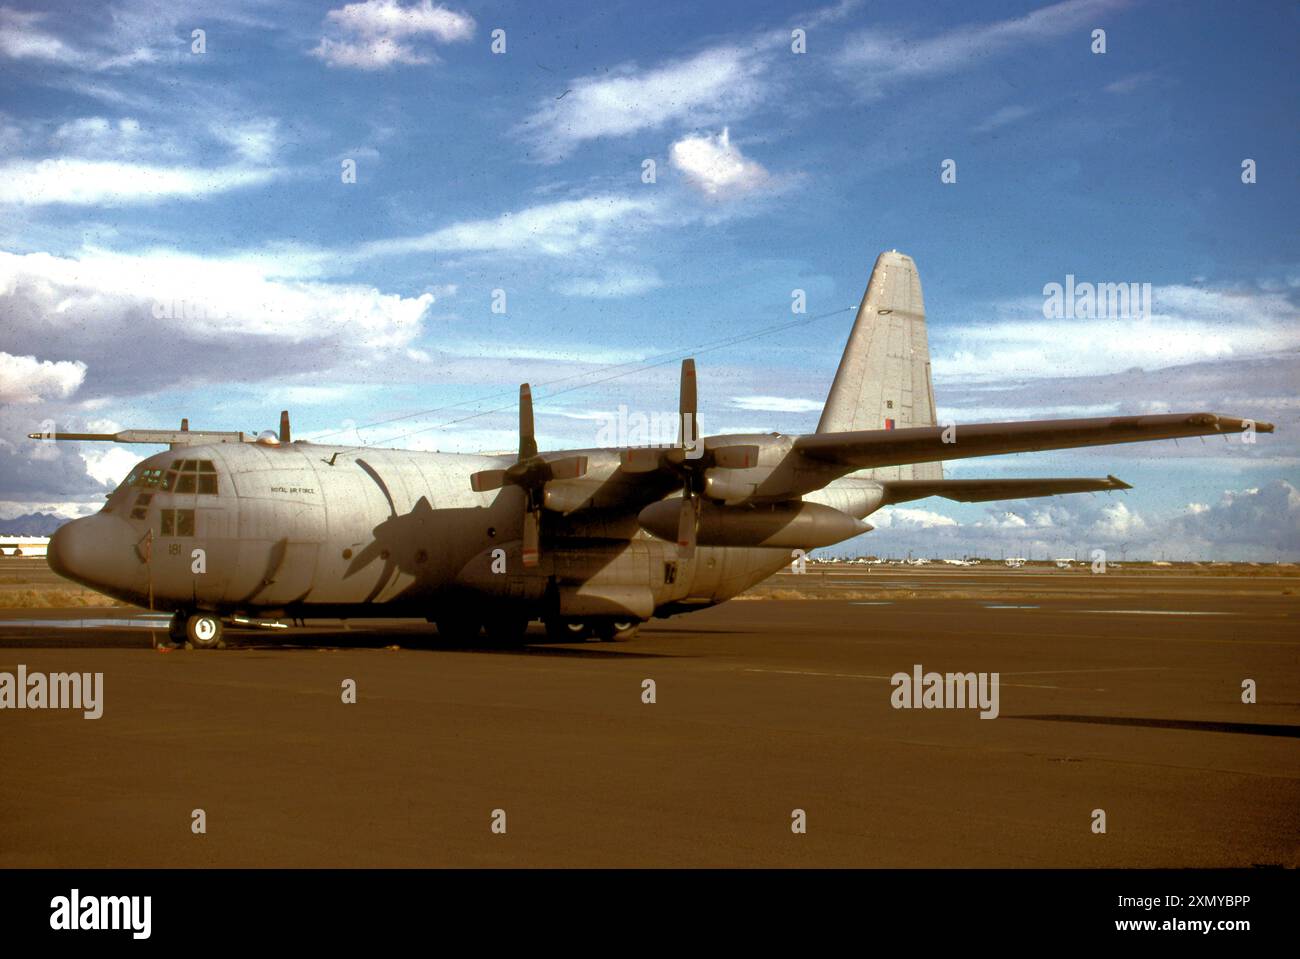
[[1, 568, 1296, 867]]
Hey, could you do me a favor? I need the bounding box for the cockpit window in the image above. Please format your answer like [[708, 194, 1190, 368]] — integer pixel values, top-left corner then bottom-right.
[[150, 459, 219, 494], [131, 467, 166, 489]]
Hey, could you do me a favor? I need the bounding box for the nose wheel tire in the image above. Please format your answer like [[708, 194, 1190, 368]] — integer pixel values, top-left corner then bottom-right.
[[185, 613, 225, 650]]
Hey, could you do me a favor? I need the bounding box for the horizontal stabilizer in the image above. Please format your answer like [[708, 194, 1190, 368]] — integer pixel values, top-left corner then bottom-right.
[[882, 475, 1131, 505], [795, 413, 1272, 471]]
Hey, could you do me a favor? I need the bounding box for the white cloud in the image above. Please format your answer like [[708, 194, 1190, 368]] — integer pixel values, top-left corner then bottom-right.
[[1166, 481, 1300, 554], [933, 285, 1300, 382], [1105, 72, 1158, 95], [79, 447, 141, 488], [0, 352, 86, 404], [936, 403, 1120, 422], [973, 104, 1036, 133], [552, 266, 662, 298], [51, 116, 144, 156], [838, 0, 1129, 95], [853, 481, 1300, 561], [357, 195, 662, 260], [521, 46, 768, 160], [441, 343, 646, 365], [312, 0, 475, 70], [1088, 500, 1146, 539], [0, 248, 436, 400], [0, 158, 278, 206], [730, 395, 823, 413], [0, 7, 77, 63], [670, 127, 770, 197], [1, 248, 432, 348], [211, 118, 279, 164], [873, 506, 960, 529]]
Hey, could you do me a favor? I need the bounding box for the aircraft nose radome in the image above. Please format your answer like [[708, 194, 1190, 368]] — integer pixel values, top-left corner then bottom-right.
[[48, 515, 136, 588], [46, 521, 74, 578]]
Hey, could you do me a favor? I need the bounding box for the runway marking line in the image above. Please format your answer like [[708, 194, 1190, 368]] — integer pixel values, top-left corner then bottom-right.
[[1075, 610, 1232, 616], [740, 667, 1068, 690]]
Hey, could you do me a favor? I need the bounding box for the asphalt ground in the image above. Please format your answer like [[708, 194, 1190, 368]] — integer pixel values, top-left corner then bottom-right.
[[0, 565, 1296, 867]]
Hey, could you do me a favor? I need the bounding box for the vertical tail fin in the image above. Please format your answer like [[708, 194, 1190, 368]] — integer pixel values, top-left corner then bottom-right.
[[817, 250, 943, 481]]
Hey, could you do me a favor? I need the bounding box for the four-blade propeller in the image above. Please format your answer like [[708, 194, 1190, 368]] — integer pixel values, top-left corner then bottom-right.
[[618, 359, 758, 558], [469, 384, 588, 567]]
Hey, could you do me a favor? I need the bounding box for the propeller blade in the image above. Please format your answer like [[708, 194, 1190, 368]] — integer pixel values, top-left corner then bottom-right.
[[279, 410, 291, 444], [678, 358, 697, 453], [676, 493, 697, 559], [547, 455, 589, 481], [519, 384, 538, 460], [522, 508, 540, 567], [470, 469, 509, 493]]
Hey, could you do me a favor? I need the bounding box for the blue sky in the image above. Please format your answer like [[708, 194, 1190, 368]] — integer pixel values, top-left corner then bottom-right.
[[1, 0, 1296, 559]]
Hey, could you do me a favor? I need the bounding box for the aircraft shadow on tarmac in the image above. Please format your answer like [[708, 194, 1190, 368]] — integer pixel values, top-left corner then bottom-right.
[[0, 627, 676, 659], [234, 636, 675, 660], [1008, 713, 1300, 739]]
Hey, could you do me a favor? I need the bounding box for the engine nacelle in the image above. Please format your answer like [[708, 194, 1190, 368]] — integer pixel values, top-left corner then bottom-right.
[[639, 499, 870, 549], [703, 466, 771, 504]]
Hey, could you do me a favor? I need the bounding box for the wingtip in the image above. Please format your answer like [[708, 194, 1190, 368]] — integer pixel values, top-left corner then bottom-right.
[[1212, 414, 1274, 434], [1106, 474, 1133, 490]]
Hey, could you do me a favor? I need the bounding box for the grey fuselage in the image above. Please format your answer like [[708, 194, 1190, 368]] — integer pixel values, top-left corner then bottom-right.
[[48, 440, 883, 622]]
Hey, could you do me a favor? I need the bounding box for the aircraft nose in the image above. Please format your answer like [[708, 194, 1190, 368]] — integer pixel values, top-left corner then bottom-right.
[[48, 514, 140, 588], [46, 520, 76, 578]]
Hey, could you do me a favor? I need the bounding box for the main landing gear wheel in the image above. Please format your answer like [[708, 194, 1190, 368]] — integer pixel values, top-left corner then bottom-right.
[[545, 618, 591, 642], [594, 619, 640, 642], [436, 615, 481, 644], [185, 613, 225, 650]]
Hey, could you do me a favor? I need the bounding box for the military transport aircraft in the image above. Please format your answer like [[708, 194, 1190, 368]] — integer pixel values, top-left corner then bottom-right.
[[33, 251, 1271, 649]]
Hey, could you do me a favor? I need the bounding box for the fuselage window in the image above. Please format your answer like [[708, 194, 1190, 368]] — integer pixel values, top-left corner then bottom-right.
[[130, 492, 153, 520], [160, 509, 195, 537]]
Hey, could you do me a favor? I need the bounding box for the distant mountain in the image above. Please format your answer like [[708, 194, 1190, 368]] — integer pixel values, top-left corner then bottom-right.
[[0, 513, 68, 536]]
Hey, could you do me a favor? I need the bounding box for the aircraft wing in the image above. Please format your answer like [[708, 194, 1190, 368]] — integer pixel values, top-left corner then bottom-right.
[[794, 412, 1270, 472], [881, 475, 1131, 504]]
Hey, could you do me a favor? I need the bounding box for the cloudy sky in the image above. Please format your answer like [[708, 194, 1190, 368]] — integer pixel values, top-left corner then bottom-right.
[[1, 0, 1296, 559]]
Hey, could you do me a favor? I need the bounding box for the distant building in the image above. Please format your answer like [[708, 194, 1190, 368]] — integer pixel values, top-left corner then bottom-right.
[[0, 536, 50, 557]]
